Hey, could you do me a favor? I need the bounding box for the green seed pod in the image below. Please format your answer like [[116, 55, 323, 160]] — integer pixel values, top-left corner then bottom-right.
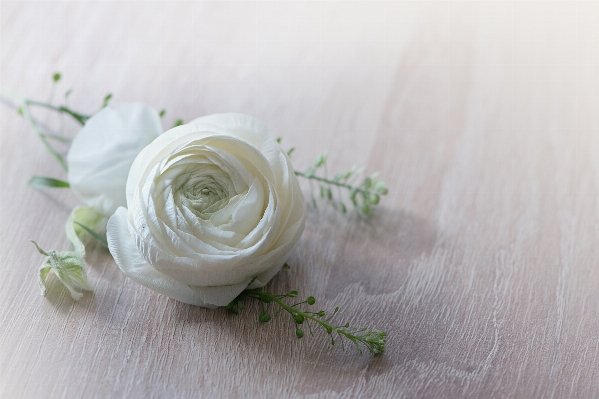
[[294, 314, 304, 324], [307, 296, 316, 305], [296, 328, 304, 338], [259, 311, 271, 323]]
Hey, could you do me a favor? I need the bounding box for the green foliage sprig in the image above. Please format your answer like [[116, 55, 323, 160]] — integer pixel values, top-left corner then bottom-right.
[[294, 152, 388, 217], [227, 277, 386, 355]]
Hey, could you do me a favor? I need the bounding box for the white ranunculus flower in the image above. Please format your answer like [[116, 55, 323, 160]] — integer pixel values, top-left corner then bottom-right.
[[67, 103, 163, 216], [106, 114, 305, 308]]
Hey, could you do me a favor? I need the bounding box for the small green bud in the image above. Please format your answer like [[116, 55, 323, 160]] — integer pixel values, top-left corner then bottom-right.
[[317, 310, 325, 317], [349, 188, 358, 206], [276, 137, 282, 143], [53, 72, 61, 82], [325, 326, 332, 334], [362, 203, 371, 216], [307, 296, 315, 305], [288, 290, 298, 298], [287, 147, 295, 156], [259, 311, 271, 323], [296, 328, 304, 338], [172, 118, 184, 128], [294, 314, 304, 324], [370, 193, 380, 205], [315, 152, 327, 167], [260, 295, 272, 303], [159, 109, 166, 118]]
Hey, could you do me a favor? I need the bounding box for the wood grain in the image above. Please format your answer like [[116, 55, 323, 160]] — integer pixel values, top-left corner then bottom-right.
[[2, 1, 599, 398]]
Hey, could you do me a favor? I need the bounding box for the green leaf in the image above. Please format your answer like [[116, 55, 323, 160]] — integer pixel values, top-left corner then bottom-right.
[[74, 222, 108, 246], [29, 176, 70, 188], [102, 93, 112, 107], [287, 147, 295, 156], [159, 109, 166, 118], [315, 152, 327, 168], [340, 202, 347, 214], [349, 188, 358, 206], [172, 118, 184, 128]]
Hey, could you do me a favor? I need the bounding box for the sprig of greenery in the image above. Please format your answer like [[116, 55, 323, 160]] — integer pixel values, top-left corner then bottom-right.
[[295, 152, 388, 217], [1, 72, 185, 175], [227, 282, 386, 355]]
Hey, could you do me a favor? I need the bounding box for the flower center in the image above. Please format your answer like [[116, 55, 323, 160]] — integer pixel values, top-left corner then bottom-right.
[[177, 166, 232, 217]]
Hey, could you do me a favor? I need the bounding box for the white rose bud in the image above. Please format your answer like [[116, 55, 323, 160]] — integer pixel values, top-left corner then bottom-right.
[[67, 103, 163, 216], [106, 114, 305, 308]]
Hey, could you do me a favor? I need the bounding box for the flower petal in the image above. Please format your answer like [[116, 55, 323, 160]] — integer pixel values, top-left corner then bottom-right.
[[107, 207, 253, 307], [67, 103, 162, 215]]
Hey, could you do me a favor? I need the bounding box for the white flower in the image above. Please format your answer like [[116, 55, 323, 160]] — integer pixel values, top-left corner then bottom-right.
[[106, 114, 305, 308], [67, 103, 162, 216]]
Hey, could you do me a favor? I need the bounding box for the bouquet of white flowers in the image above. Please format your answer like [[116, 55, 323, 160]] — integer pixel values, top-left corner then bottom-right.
[[3, 73, 388, 354]]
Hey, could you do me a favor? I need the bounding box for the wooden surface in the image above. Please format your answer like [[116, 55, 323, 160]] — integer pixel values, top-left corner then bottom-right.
[[2, 1, 599, 398]]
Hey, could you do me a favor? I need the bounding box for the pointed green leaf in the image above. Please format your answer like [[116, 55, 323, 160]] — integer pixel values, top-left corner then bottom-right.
[[29, 176, 70, 188], [66, 207, 108, 257]]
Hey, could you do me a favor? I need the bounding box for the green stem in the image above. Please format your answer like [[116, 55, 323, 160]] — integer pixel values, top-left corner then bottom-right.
[[294, 171, 370, 195], [26, 99, 90, 125], [19, 102, 68, 171], [245, 290, 386, 354]]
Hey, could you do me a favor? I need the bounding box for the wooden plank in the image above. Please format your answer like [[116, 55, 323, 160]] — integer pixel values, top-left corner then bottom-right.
[[1, 1, 599, 398]]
